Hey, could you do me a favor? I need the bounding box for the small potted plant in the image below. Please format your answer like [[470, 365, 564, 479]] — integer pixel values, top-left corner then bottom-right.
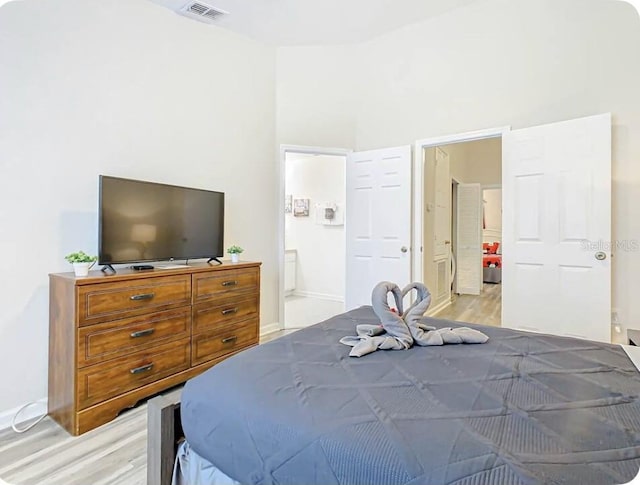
[[65, 251, 98, 277], [227, 245, 244, 263]]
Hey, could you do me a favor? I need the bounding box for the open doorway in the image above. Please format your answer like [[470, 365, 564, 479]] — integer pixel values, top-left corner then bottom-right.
[[421, 137, 503, 326], [281, 150, 347, 329]]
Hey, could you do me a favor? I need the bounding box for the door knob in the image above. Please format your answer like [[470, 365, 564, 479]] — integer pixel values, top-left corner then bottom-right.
[[444, 240, 451, 245], [401, 246, 408, 253], [595, 251, 607, 261]]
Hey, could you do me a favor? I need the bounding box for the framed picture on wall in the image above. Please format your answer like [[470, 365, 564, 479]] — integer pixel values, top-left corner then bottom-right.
[[293, 198, 310, 217], [285, 194, 292, 213]]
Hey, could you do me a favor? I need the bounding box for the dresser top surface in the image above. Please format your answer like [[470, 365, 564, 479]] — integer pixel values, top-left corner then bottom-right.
[[50, 261, 261, 285]]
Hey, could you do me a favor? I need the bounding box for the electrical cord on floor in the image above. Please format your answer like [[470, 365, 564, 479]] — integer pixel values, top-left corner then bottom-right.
[[11, 402, 47, 433]]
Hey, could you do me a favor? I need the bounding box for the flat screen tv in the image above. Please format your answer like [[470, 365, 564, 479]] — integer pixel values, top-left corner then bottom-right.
[[99, 176, 224, 265]]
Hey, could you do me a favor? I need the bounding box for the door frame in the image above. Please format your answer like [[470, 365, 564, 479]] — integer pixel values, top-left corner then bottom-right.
[[276, 145, 351, 334], [450, 176, 460, 295], [413, 126, 510, 314]]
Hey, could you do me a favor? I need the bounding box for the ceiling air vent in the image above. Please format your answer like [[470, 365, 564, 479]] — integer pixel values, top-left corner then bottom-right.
[[180, 2, 228, 24]]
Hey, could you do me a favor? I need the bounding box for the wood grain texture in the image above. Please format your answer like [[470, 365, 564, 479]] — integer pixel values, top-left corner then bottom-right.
[[1, 331, 289, 485], [74, 348, 248, 435], [78, 308, 190, 367], [53, 261, 261, 285], [48, 262, 262, 435], [78, 339, 191, 410], [192, 266, 259, 304], [192, 318, 259, 366], [48, 275, 77, 435], [0, 397, 149, 485], [78, 274, 191, 326], [431, 283, 501, 327], [192, 294, 258, 334]]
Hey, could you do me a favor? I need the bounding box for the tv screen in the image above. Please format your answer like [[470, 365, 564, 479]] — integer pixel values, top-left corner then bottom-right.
[[99, 176, 224, 265]]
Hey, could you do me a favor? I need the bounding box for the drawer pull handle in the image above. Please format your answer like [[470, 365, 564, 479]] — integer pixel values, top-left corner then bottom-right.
[[221, 307, 238, 316], [130, 293, 155, 301], [130, 328, 155, 338], [221, 280, 238, 287], [130, 363, 153, 375], [221, 336, 237, 344]]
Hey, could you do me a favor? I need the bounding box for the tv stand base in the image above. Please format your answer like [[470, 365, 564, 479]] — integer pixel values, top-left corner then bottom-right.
[[100, 264, 116, 274], [207, 257, 222, 265]]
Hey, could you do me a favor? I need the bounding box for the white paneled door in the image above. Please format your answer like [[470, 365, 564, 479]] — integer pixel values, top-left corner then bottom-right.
[[502, 113, 611, 342], [345, 146, 412, 310], [433, 148, 453, 305], [433, 147, 451, 262], [456, 183, 483, 295]]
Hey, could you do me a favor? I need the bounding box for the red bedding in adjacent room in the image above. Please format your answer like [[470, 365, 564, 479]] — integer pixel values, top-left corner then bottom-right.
[[482, 242, 501, 267], [483, 254, 501, 267]]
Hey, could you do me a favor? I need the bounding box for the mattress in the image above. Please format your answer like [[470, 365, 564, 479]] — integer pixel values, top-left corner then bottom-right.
[[181, 307, 640, 485]]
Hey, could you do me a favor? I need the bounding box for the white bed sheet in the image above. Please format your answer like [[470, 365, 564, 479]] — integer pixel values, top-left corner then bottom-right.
[[172, 441, 240, 485]]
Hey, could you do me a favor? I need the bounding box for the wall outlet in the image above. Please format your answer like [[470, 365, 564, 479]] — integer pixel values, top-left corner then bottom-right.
[[611, 310, 622, 334], [611, 310, 620, 326]]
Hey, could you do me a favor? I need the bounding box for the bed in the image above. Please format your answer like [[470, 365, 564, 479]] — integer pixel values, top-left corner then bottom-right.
[[148, 307, 640, 485]]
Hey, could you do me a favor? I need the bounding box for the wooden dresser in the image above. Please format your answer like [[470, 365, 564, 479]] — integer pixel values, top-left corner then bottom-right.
[[48, 261, 261, 435]]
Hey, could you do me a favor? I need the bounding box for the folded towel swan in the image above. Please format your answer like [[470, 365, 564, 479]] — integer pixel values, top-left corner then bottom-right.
[[403, 282, 488, 346], [340, 281, 489, 357], [339, 281, 413, 357]]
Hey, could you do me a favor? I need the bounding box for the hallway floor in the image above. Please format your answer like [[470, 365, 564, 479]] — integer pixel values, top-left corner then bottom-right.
[[284, 294, 344, 329], [431, 283, 501, 327]]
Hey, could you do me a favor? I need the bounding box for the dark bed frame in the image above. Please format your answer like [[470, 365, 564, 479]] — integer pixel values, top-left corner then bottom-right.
[[147, 393, 184, 485]]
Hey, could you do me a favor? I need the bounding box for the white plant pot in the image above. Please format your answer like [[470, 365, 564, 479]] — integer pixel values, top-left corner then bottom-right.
[[230, 254, 239, 263], [73, 262, 94, 277]]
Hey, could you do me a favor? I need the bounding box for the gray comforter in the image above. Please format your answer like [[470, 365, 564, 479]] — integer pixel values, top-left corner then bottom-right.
[[181, 307, 640, 485]]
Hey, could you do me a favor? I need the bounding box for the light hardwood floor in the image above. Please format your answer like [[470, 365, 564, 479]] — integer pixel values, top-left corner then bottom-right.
[[431, 283, 502, 327], [0, 401, 148, 485], [0, 332, 293, 485], [0, 291, 500, 485]]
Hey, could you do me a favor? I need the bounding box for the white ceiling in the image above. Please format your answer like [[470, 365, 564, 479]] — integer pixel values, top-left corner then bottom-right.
[[148, 0, 479, 46]]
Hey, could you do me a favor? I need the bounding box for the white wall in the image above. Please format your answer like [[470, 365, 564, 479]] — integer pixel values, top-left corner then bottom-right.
[[276, 46, 357, 149], [0, 0, 277, 420], [285, 154, 345, 299], [277, 0, 640, 341], [463, 141, 501, 186], [2, 0, 639, 425], [443, 143, 469, 184], [483, 188, 502, 243], [442, 138, 502, 186]]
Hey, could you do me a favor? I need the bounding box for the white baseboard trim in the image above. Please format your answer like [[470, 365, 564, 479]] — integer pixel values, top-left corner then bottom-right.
[[260, 322, 283, 337], [283, 321, 314, 330], [427, 299, 452, 317], [0, 398, 48, 431], [291, 291, 344, 302]]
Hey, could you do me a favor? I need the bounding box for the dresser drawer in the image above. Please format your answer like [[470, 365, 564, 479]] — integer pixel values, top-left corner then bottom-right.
[[77, 308, 190, 367], [77, 275, 191, 326], [192, 319, 258, 366], [77, 338, 190, 409], [192, 294, 259, 335], [192, 268, 259, 304]]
